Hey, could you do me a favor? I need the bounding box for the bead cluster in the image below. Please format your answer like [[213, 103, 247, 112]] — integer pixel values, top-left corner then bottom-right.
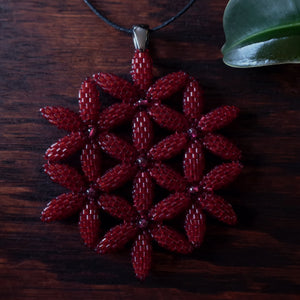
[[41, 49, 243, 280]]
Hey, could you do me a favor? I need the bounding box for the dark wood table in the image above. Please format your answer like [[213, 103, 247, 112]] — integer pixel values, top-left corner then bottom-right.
[[1, 1, 299, 299]]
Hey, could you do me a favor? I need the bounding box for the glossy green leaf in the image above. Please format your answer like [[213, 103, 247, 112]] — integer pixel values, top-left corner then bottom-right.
[[222, 0, 300, 67]]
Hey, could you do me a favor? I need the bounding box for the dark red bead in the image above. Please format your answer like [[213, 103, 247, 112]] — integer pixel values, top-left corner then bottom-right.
[[138, 218, 149, 229]]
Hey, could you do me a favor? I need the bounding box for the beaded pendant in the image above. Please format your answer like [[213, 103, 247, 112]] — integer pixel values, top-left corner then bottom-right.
[[41, 26, 242, 280]]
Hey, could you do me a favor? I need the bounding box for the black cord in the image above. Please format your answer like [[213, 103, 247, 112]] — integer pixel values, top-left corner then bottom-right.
[[83, 0, 196, 34]]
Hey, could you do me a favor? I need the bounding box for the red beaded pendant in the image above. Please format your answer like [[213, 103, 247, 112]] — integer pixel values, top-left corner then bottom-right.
[[40, 26, 243, 280]]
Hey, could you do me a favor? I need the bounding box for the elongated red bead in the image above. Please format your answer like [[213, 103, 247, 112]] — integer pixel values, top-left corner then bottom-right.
[[201, 162, 243, 192], [96, 223, 138, 254], [198, 193, 237, 225], [78, 78, 101, 124], [148, 104, 189, 132], [133, 111, 153, 153], [184, 140, 205, 183], [41, 193, 85, 222], [98, 194, 137, 222], [150, 224, 193, 254], [79, 200, 101, 248], [93, 72, 138, 104], [44, 163, 86, 193], [131, 232, 152, 280], [80, 141, 101, 182], [98, 133, 136, 163], [203, 133, 242, 160], [147, 71, 189, 101], [184, 203, 206, 247], [149, 162, 187, 192], [131, 49, 153, 92], [149, 192, 190, 222], [183, 77, 204, 120], [133, 171, 154, 215], [198, 105, 239, 132], [45, 132, 84, 162], [148, 132, 187, 161], [97, 164, 137, 192], [98, 103, 136, 130], [40, 106, 82, 132]]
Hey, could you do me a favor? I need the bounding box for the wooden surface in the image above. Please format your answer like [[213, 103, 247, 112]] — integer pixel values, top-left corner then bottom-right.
[[1, 1, 299, 299]]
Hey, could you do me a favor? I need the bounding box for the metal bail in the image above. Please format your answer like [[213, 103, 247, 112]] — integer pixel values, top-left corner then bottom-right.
[[132, 25, 149, 51]]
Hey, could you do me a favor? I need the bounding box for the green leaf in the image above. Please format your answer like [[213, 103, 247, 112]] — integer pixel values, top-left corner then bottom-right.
[[222, 0, 300, 68]]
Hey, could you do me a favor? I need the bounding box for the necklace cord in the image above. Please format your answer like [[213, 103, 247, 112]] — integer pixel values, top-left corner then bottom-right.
[[83, 0, 196, 34]]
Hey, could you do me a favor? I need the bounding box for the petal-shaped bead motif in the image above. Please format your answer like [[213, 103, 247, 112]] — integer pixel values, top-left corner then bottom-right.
[[183, 77, 204, 120], [44, 163, 86, 193], [150, 224, 193, 254], [40, 106, 82, 132], [81, 142, 101, 182], [183, 140, 205, 183], [133, 171, 154, 215], [97, 164, 137, 192], [41, 193, 85, 222], [96, 223, 138, 254], [149, 162, 187, 192], [131, 49, 153, 92], [198, 193, 237, 225], [203, 133, 242, 160], [131, 232, 152, 281], [79, 201, 101, 249], [148, 192, 190, 222], [45, 132, 85, 162], [98, 194, 137, 222], [93, 72, 138, 104], [147, 71, 189, 101], [98, 133, 136, 163], [148, 133, 187, 161], [98, 103, 135, 130], [148, 104, 189, 132], [184, 203, 206, 247], [198, 105, 239, 132], [78, 78, 101, 124], [201, 162, 243, 192], [132, 111, 153, 153]]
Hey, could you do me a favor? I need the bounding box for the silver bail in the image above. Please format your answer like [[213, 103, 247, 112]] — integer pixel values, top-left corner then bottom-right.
[[132, 25, 149, 51]]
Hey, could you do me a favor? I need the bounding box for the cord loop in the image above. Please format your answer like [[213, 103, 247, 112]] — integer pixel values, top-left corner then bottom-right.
[[83, 0, 196, 34]]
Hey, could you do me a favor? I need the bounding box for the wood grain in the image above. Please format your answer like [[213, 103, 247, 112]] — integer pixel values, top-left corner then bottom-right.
[[0, 0, 299, 299]]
